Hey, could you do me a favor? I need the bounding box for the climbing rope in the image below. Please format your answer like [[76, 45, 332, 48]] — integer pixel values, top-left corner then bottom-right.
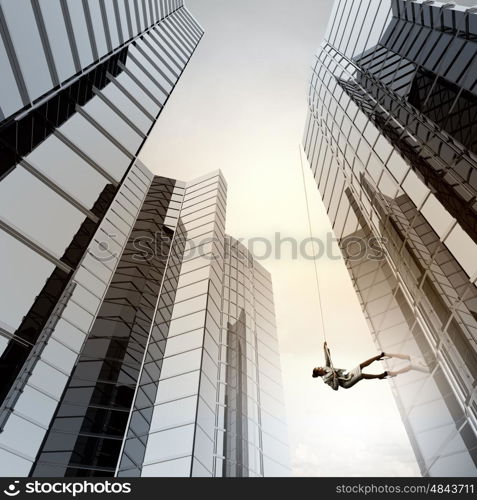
[[298, 143, 327, 344]]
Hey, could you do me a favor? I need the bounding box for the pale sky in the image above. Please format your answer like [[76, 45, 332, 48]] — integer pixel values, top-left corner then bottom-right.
[[140, 0, 421, 476]]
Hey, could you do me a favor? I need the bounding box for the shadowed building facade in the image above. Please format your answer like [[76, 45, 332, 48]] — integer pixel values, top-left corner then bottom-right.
[[304, 0, 477, 476]]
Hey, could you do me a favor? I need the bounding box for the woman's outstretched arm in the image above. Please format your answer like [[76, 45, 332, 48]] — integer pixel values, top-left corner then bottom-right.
[[324, 342, 332, 368]]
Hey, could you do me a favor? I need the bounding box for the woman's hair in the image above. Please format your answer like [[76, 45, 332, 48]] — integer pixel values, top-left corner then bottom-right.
[[312, 367, 324, 378]]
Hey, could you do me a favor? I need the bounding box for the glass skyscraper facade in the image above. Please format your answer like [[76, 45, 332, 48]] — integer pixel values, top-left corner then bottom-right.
[[111, 171, 290, 478], [221, 236, 289, 477], [0, 2, 289, 477], [0, 163, 290, 477], [304, 0, 477, 476]]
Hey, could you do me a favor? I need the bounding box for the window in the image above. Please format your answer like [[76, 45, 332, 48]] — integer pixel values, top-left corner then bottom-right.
[[0, 231, 55, 330], [2, 0, 52, 101], [0, 35, 23, 118], [65, 0, 94, 68], [0, 167, 85, 257], [160, 348, 202, 379], [82, 95, 143, 155], [87, 0, 109, 58], [39, 0, 75, 82], [149, 395, 197, 433], [141, 456, 191, 477], [58, 114, 131, 181], [101, 83, 152, 133], [143, 424, 195, 464], [26, 135, 109, 211], [155, 371, 200, 404]]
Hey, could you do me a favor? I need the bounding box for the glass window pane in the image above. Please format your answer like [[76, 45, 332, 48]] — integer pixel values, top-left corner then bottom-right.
[[173, 280, 209, 303], [41, 338, 78, 374], [421, 195, 454, 240], [135, 0, 146, 32], [196, 396, 215, 438], [74, 267, 108, 299], [171, 294, 208, 319], [26, 135, 109, 210], [38, 0, 75, 82], [193, 426, 213, 473], [144, 424, 194, 464], [263, 456, 290, 477], [0, 413, 45, 458], [262, 433, 289, 467], [129, 42, 169, 95], [149, 29, 182, 72], [58, 114, 131, 181], [51, 318, 87, 353], [86, 0, 108, 58], [13, 385, 58, 428], [155, 371, 200, 404], [402, 170, 430, 208], [2, 0, 52, 101], [0, 448, 32, 476], [100, 82, 153, 132], [117, 0, 131, 41], [160, 348, 202, 379], [167, 310, 206, 337], [66, 0, 94, 68], [0, 38, 22, 118], [149, 395, 197, 433], [103, 0, 120, 47], [162, 329, 204, 358], [386, 150, 410, 183], [127, 0, 139, 38], [261, 412, 288, 447], [82, 95, 143, 154], [444, 225, 477, 279], [0, 167, 85, 257], [0, 231, 55, 330], [115, 72, 160, 117], [27, 360, 68, 399], [129, 42, 172, 97], [141, 456, 191, 477]]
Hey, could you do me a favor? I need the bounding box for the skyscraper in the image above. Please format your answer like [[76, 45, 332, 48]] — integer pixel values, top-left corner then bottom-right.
[[0, 3, 289, 476], [0, 162, 290, 477], [0, 0, 201, 476], [304, 0, 477, 476], [0, 0, 202, 411]]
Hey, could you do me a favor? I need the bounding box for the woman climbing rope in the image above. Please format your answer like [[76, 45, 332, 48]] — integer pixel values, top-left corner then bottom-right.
[[312, 342, 428, 391], [312, 342, 388, 390], [298, 145, 428, 392]]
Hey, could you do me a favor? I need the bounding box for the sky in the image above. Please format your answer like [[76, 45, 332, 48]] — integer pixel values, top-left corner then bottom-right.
[[139, 0, 421, 476]]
